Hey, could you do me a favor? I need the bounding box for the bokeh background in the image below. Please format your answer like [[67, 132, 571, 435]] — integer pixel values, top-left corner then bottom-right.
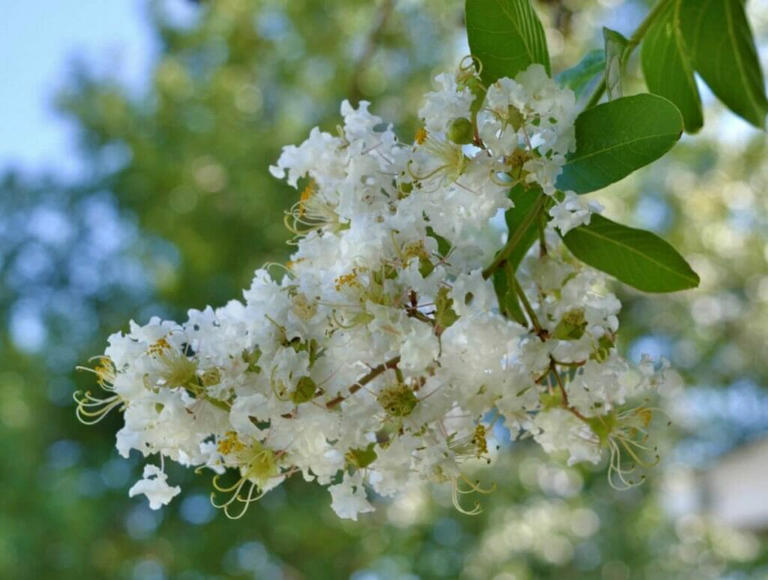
[[2, 0, 768, 577]]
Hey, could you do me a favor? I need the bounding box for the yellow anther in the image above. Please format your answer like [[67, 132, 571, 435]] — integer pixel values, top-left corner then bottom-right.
[[472, 424, 488, 456], [148, 337, 171, 355], [299, 179, 317, 217], [334, 269, 360, 292], [217, 431, 246, 455]]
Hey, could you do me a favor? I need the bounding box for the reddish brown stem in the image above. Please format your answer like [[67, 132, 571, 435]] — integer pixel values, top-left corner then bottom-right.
[[326, 356, 401, 409]]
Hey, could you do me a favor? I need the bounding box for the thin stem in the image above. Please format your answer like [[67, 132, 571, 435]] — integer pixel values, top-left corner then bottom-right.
[[584, 0, 673, 109], [512, 277, 546, 339], [537, 209, 548, 257], [406, 291, 434, 326], [326, 356, 401, 409], [549, 357, 589, 422]]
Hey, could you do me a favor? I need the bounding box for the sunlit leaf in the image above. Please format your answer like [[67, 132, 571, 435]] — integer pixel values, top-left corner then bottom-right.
[[563, 214, 700, 292], [679, 0, 767, 128], [557, 94, 683, 194], [557, 49, 606, 99], [466, 0, 550, 84], [641, 0, 703, 132]]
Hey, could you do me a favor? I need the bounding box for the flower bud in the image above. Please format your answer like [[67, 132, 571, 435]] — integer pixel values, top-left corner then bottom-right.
[[447, 117, 474, 145]]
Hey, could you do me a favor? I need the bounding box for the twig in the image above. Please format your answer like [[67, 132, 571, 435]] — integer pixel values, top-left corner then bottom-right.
[[326, 356, 401, 408]]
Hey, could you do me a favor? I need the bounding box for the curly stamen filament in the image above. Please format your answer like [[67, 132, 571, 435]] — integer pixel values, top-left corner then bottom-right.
[[607, 439, 647, 490], [617, 435, 658, 469], [211, 473, 247, 495], [76, 356, 117, 389], [210, 474, 265, 519], [226, 481, 265, 520], [451, 478, 482, 516], [211, 478, 259, 518], [263, 262, 295, 279], [74, 392, 122, 425], [331, 310, 363, 330], [487, 170, 522, 188], [459, 54, 483, 76], [457, 474, 496, 495], [406, 160, 451, 182]]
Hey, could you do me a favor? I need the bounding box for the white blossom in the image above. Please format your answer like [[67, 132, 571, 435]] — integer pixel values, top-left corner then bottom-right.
[[76, 63, 674, 520], [128, 465, 181, 509]]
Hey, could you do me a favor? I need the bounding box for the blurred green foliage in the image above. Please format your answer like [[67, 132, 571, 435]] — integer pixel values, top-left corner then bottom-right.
[[1, 0, 767, 578]]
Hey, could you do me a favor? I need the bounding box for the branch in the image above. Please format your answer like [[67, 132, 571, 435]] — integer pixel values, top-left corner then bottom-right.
[[326, 356, 401, 408]]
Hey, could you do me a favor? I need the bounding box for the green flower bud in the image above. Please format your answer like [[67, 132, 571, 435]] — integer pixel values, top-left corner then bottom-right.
[[447, 117, 474, 145]]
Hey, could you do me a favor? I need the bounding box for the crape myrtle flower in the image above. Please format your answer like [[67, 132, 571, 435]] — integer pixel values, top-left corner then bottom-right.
[[76, 63, 677, 520]]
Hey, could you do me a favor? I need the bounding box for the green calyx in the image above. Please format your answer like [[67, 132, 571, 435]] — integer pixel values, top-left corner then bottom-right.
[[291, 376, 318, 404], [553, 308, 588, 340], [377, 383, 419, 417], [345, 443, 378, 469]]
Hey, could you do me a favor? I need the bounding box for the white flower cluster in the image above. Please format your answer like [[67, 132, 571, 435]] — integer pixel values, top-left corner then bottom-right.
[[76, 64, 674, 520]]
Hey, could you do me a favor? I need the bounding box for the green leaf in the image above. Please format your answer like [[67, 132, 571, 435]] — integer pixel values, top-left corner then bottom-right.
[[503, 184, 545, 272], [557, 49, 606, 99], [562, 214, 700, 292], [465, 0, 550, 85], [641, 1, 703, 133], [556, 94, 683, 194], [492, 265, 528, 325], [490, 184, 547, 325], [603, 27, 628, 100], [679, 0, 768, 129]]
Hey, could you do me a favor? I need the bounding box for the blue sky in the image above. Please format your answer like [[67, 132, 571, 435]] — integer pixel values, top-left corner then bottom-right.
[[0, 0, 155, 178]]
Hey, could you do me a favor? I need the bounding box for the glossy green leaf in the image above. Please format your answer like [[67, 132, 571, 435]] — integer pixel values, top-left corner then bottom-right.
[[557, 49, 606, 99], [491, 185, 547, 324], [603, 27, 628, 100], [563, 214, 700, 292], [465, 0, 550, 85], [641, 1, 703, 132], [503, 184, 546, 272], [556, 94, 683, 194], [679, 0, 767, 129], [492, 265, 528, 325]]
